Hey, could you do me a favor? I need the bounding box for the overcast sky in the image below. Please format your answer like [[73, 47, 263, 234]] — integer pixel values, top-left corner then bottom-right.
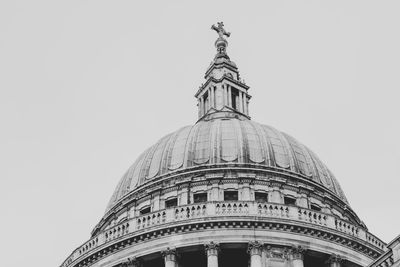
[[1, 1, 399, 267]]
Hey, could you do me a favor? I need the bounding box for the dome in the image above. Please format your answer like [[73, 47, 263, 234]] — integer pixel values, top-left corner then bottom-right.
[[106, 117, 348, 212], [61, 23, 388, 267]]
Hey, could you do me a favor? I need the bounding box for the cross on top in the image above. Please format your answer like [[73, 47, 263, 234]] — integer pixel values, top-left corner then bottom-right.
[[211, 22, 231, 39]]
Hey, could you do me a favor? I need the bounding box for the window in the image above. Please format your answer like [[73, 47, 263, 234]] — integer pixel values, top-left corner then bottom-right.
[[224, 191, 238, 201], [310, 204, 321, 212], [255, 192, 268, 203], [165, 198, 178, 208], [193, 192, 208, 203], [284, 196, 296, 206], [139, 207, 151, 215]]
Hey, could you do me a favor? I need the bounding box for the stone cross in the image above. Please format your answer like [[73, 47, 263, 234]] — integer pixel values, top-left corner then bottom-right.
[[211, 22, 231, 39]]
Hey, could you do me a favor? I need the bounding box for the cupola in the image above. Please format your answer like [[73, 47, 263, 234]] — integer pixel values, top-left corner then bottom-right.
[[195, 22, 251, 121]]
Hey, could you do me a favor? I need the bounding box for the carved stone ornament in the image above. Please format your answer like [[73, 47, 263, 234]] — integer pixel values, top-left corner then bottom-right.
[[290, 245, 306, 260], [326, 254, 343, 264], [161, 247, 177, 262], [122, 257, 141, 267], [204, 241, 220, 256], [265, 245, 289, 260], [247, 241, 263, 256]]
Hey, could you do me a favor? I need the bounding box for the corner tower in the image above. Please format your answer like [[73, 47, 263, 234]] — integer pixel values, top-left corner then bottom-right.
[[196, 22, 251, 121]]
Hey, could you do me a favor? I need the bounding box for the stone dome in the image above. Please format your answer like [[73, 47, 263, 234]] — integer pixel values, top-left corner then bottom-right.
[[106, 117, 348, 212]]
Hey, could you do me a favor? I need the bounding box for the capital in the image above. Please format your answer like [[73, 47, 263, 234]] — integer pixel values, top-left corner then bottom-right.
[[326, 254, 343, 265], [161, 247, 177, 262], [290, 245, 306, 260], [123, 257, 142, 267], [247, 241, 263, 256], [204, 241, 220, 257]]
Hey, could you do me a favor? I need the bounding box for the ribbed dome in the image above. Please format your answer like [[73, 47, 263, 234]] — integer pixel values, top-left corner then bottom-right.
[[107, 118, 348, 211]]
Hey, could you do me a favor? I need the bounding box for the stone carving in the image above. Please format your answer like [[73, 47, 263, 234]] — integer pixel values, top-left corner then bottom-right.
[[326, 254, 343, 265], [265, 245, 290, 260], [122, 257, 141, 267], [248, 241, 263, 256], [290, 245, 306, 260], [161, 247, 177, 262], [204, 241, 220, 256]]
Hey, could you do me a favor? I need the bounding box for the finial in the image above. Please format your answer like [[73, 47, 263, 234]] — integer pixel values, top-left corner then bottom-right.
[[211, 22, 231, 39], [211, 22, 230, 55]]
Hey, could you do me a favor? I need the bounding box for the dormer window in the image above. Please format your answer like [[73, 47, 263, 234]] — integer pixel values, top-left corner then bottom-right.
[[139, 207, 151, 215], [310, 204, 321, 212]]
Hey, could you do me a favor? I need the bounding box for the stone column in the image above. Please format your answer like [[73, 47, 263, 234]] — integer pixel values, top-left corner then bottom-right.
[[289, 246, 305, 267], [161, 248, 177, 267], [204, 241, 219, 267], [238, 91, 243, 112], [326, 254, 343, 267], [200, 97, 204, 116], [248, 241, 263, 267], [228, 85, 232, 107], [210, 87, 214, 108], [243, 94, 247, 115]]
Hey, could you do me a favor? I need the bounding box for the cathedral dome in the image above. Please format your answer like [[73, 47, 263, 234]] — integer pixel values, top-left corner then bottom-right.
[[61, 23, 387, 267], [107, 118, 348, 212]]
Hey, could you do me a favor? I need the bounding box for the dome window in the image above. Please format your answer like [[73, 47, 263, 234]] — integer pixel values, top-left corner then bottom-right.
[[193, 193, 208, 203], [284, 196, 296, 206], [255, 192, 268, 203], [310, 204, 321, 212], [139, 206, 151, 215], [224, 190, 238, 201], [165, 198, 178, 208]]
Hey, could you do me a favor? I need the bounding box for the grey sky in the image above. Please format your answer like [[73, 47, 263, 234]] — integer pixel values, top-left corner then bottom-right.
[[1, 1, 399, 267]]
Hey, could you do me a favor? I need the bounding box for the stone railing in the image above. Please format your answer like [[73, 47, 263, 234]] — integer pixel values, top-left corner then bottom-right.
[[61, 201, 386, 267]]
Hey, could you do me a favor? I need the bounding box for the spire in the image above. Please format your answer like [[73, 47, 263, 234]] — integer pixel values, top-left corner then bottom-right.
[[195, 22, 251, 122]]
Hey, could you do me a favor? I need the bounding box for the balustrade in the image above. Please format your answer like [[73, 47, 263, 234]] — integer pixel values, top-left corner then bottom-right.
[[63, 201, 385, 267]]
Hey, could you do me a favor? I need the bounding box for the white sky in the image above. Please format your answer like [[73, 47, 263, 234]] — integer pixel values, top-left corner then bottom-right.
[[1, 1, 399, 267]]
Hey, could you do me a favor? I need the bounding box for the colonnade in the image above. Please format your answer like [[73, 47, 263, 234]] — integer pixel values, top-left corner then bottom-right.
[[198, 84, 249, 117], [157, 242, 344, 267]]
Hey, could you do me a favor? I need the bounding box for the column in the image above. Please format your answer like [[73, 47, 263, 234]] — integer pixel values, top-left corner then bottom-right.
[[228, 85, 232, 107], [248, 241, 263, 267], [326, 254, 342, 267], [200, 97, 204, 116], [225, 85, 229, 106], [205, 241, 219, 267], [290, 246, 305, 267], [238, 91, 243, 113], [198, 99, 201, 118], [161, 248, 177, 267], [207, 88, 212, 111], [243, 94, 248, 115]]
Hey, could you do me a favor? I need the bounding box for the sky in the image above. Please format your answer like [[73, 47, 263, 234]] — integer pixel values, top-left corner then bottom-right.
[[1, 1, 399, 267]]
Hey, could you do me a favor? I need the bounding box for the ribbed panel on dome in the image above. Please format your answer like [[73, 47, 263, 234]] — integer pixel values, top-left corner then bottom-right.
[[106, 118, 349, 212]]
